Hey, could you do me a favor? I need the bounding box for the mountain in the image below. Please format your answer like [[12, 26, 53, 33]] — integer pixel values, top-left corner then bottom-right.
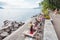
[[0, 7, 4, 9], [33, 6, 42, 9], [0, 2, 7, 9]]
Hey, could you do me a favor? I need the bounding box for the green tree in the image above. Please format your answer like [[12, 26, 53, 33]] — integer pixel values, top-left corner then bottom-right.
[[40, 0, 60, 19], [49, 0, 60, 9], [40, 0, 60, 10]]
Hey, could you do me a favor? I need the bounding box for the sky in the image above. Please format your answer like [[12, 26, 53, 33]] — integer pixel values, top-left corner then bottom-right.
[[0, 0, 43, 8]]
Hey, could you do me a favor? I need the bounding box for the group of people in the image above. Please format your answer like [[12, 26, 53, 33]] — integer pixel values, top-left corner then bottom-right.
[[50, 8, 60, 23], [53, 8, 59, 15], [29, 14, 45, 34]]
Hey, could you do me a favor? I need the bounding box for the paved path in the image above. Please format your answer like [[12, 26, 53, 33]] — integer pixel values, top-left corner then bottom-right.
[[43, 20, 58, 40], [49, 13, 60, 40]]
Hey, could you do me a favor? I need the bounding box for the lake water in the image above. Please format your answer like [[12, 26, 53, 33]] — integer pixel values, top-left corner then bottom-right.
[[0, 8, 41, 26]]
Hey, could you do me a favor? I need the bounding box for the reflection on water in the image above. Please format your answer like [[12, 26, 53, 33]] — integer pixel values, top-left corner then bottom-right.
[[0, 8, 41, 26]]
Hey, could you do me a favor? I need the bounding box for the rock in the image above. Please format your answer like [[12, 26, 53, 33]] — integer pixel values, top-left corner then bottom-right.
[[18, 24, 21, 27], [13, 27, 18, 31], [0, 32, 9, 37], [3, 20, 10, 26], [3, 27, 10, 33], [0, 30, 4, 34], [0, 35, 2, 40], [0, 20, 25, 38], [14, 23, 19, 28], [19, 22, 25, 26], [9, 26, 14, 31], [11, 31, 15, 33]]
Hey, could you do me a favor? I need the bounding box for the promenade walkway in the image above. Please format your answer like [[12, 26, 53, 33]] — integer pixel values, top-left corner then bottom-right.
[[49, 12, 60, 40], [43, 19, 58, 40]]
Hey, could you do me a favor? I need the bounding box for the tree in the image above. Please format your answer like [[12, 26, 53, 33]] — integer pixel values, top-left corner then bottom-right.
[[41, 0, 60, 10], [39, 0, 60, 19], [49, 0, 60, 9]]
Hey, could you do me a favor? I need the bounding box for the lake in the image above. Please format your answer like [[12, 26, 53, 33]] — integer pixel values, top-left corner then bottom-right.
[[0, 8, 41, 26]]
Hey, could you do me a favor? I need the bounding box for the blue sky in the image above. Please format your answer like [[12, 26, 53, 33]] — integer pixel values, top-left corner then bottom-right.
[[0, 0, 43, 8]]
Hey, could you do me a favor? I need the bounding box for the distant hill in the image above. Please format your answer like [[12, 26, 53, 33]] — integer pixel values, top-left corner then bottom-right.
[[0, 7, 4, 9], [0, 2, 7, 9], [33, 6, 42, 9]]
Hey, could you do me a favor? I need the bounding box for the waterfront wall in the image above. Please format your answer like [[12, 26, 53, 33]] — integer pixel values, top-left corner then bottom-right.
[[3, 17, 36, 40]]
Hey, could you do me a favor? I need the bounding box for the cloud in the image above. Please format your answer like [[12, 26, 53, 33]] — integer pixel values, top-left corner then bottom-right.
[[9, 2, 39, 8], [0, 0, 41, 8]]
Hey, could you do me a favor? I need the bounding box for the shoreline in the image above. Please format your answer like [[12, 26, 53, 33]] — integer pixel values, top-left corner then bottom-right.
[[0, 20, 25, 40], [0, 13, 40, 40], [3, 16, 36, 40], [3, 13, 44, 40]]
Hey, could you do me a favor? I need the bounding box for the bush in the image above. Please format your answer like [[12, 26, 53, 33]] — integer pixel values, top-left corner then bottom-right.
[[45, 15, 50, 19]]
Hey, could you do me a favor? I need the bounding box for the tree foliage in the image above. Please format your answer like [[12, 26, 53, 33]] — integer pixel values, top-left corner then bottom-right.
[[41, 0, 60, 10], [39, 0, 60, 19], [49, 0, 60, 9]]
